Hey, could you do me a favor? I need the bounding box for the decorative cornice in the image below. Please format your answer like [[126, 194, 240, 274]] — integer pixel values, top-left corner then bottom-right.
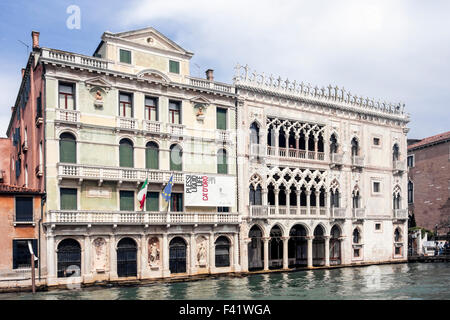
[[233, 64, 410, 123]]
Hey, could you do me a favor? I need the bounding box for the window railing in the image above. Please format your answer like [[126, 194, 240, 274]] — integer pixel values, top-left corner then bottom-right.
[[393, 160, 406, 172], [331, 207, 346, 218], [352, 155, 364, 167], [352, 208, 365, 218], [117, 116, 137, 130], [250, 205, 327, 217], [330, 153, 344, 164], [167, 123, 184, 136], [47, 210, 240, 225], [142, 120, 162, 133], [56, 108, 80, 123], [216, 129, 230, 141]]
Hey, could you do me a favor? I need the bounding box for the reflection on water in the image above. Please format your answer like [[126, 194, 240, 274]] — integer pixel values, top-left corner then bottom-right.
[[1, 263, 449, 300]]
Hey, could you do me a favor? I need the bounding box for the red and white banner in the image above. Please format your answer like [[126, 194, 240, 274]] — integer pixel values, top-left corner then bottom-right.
[[184, 174, 236, 207]]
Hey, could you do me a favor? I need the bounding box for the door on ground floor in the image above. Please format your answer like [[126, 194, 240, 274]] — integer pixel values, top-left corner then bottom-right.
[[169, 237, 187, 274], [57, 238, 81, 278], [330, 225, 341, 265], [269, 225, 283, 269], [288, 224, 307, 267], [117, 238, 137, 277], [313, 225, 325, 266]]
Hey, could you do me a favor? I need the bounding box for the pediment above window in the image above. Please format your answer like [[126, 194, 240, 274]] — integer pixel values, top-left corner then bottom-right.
[[84, 77, 112, 90], [136, 69, 171, 84]]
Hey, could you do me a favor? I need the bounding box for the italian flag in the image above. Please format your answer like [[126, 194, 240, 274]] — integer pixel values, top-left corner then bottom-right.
[[137, 178, 148, 210]]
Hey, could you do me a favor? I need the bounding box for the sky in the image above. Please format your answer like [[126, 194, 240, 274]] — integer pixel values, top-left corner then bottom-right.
[[0, 0, 449, 139]]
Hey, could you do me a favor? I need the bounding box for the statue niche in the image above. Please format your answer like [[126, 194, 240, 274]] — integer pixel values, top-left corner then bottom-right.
[[148, 237, 160, 269], [196, 236, 208, 268], [93, 237, 108, 273]]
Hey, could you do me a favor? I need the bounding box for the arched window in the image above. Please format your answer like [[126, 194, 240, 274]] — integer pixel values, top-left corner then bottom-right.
[[351, 137, 359, 156], [145, 141, 159, 169], [57, 238, 81, 278], [269, 225, 283, 269], [394, 228, 402, 242], [330, 190, 340, 208], [330, 134, 338, 154], [119, 138, 133, 167], [393, 144, 400, 161], [352, 190, 360, 209], [59, 133, 76, 163], [408, 181, 413, 204], [170, 144, 182, 171], [215, 236, 230, 267], [393, 193, 401, 210], [250, 122, 260, 144], [117, 238, 137, 277], [353, 228, 360, 244], [217, 149, 227, 174], [249, 185, 262, 205]]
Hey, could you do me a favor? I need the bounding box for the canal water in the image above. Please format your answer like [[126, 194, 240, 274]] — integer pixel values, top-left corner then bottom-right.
[[1, 263, 449, 300]]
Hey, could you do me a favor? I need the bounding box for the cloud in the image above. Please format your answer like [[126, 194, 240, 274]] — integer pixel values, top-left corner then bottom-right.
[[118, 0, 450, 138]]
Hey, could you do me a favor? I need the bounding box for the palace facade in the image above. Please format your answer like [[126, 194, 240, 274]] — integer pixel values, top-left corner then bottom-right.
[[3, 27, 410, 288]]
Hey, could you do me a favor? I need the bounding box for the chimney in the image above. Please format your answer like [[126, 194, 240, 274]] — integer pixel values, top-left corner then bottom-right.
[[31, 31, 40, 49], [205, 69, 214, 82], [21, 68, 26, 78]]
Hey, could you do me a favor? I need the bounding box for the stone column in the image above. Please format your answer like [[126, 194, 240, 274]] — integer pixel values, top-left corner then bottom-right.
[[190, 233, 196, 274], [84, 235, 91, 279], [262, 189, 268, 206], [295, 134, 300, 150], [314, 137, 319, 159], [233, 233, 240, 272], [209, 232, 215, 273], [140, 234, 147, 279], [306, 190, 311, 215], [263, 237, 270, 271], [282, 236, 289, 269], [274, 130, 280, 156], [307, 236, 313, 268], [274, 189, 279, 215], [325, 191, 330, 217], [315, 191, 320, 215], [162, 233, 170, 277], [296, 189, 301, 215], [286, 189, 291, 214], [241, 238, 250, 272], [46, 233, 56, 282], [324, 236, 330, 267], [109, 234, 117, 279]]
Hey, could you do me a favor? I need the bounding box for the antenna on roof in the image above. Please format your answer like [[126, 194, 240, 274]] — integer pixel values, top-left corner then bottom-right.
[[193, 63, 201, 78], [17, 39, 30, 57]]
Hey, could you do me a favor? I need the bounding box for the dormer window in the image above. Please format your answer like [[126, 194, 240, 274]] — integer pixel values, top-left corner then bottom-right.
[[169, 60, 180, 74], [119, 49, 131, 64]]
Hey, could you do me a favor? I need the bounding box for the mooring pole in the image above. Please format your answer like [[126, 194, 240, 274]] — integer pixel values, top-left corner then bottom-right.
[[31, 254, 36, 294]]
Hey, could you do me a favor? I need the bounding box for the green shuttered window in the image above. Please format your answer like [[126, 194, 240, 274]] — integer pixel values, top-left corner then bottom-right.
[[60, 188, 77, 210], [169, 60, 180, 74], [146, 142, 159, 169], [146, 192, 159, 211], [120, 191, 135, 211], [119, 139, 133, 167], [216, 108, 227, 130], [217, 149, 227, 174], [59, 133, 76, 163], [119, 49, 131, 64]]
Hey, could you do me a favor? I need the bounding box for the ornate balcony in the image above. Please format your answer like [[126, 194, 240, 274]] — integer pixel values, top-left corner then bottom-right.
[[266, 146, 324, 162], [186, 77, 233, 93], [394, 209, 408, 220], [56, 108, 80, 123], [167, 123, 184, 136], [57, 163, 183, 185], [116, 117, 138, 131], [250, 205, 327, 218], [47, 210, 240, 226], [331, 207, 346, 218], [216, 130, 230, 141], [142, 120, 162, 134], [351, 156, 364, 169], [330, 153, 344, 168], [352, 208, 365, 219], [393, 160, 406, 174], [250, 144, 265, 158]]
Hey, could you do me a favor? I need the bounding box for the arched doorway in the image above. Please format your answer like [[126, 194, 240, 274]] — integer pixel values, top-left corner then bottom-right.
[[57, 238, 81, 278], [313, 225, 325, 266], [117, 238, 137, 277], [248, 225, 263, 270], [330, 225, 341, 265], [169, 237, 187, 274], [288, 224, 307, 267], [215, 236, 230, 267], [269, 225, 283, 269]]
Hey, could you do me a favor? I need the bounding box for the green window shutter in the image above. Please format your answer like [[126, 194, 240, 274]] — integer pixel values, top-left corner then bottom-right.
[[216, 108, 227, 130], [60, 188, 77, 210], [120, 49, 131, 64], [59, 137, 76, 163], [146, 145, 159, 169], [217, 150, 227, 174], [119, 141, 133, 167], [169, 60, 180, 74], [146, 192, 159, 211], [120, 191, 135, 211]]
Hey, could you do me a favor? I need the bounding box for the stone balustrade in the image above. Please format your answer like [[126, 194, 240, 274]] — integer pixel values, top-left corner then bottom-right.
[[57, 163, 184, 184], [352, 208, 366, 219], [186, 77, 233, 93], [56, 108, 80, 123], [352, 155, 365, 168], [393, 160, 406, 172], [47, 210, 240, 225], [116, 116, 138, 130], [216, 129, 230, 141], [250, 205, 330, 218], [266, 146, 324, 162], [142, 120, 162, 134], [331, 207, 346, 218], [394, 209, 408, 219], [167, 123, 184, 136]]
